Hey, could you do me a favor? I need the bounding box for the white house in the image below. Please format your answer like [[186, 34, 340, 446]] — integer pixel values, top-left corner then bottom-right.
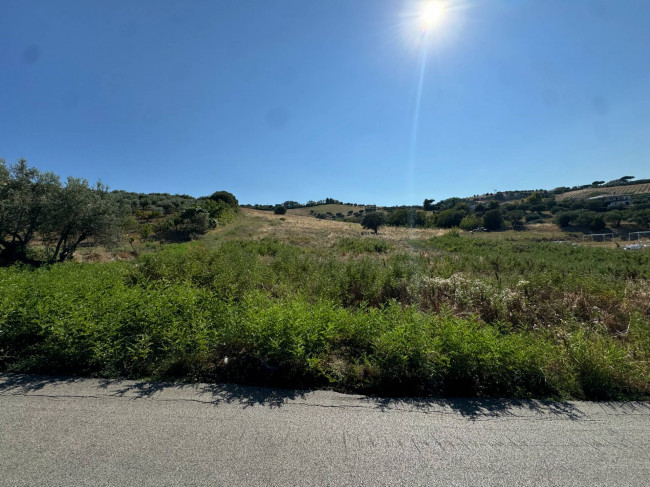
[[586, 194, 632, 209]]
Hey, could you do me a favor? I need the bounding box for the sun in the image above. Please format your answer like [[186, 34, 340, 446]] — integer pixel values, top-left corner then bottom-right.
[[421, 1, 446, 32]]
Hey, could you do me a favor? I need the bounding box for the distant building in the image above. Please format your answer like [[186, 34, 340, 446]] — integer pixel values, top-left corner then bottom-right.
[[586, 194, 632, 209]]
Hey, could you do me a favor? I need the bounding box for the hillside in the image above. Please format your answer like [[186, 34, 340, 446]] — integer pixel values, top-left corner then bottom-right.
[[555, 183, 650, 201]]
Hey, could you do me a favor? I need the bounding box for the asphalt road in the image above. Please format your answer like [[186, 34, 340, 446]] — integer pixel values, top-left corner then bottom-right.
[[1, 374, 649, 486]]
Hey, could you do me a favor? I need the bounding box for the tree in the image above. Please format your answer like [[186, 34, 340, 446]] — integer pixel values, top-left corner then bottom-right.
[[436, 209, 465, 228], [621, 176, 635, 182], [387, 208, 425, 227], [525, 192, 542, 204], [0, 159, 59, 265], [592, 181, 605, 187], [42, 178, 123, 262], [174, 207, 215, 239], [590, 216, 606, 231], [209, 191, 239, 210], [423, 199, 435, 211], [436, 197, 462, 211], [459, 214, 482, 231], [575, 211, 606, 231], [361, 212, 385, 234], [505, 210, 525, 228], [0, 159, 123, 265], [199, 198, 235, 222], [604, 210, 624, 227], [483, 209, 504, 231], [273, 205, 287, 215], [555, 213, 572, 228]]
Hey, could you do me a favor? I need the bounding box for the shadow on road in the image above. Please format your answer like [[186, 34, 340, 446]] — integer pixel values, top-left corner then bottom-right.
[[102, 379, 308, 409], [3, 373, 648, 419], [0, 373, 85, 392], [0, 373, 306, 409], [366, 396, 588, 421]]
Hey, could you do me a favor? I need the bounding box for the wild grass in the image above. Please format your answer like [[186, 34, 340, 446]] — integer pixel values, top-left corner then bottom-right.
[[1, 223, 648, 399]]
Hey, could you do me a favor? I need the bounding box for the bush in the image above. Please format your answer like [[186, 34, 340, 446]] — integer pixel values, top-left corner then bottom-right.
[[173, 208, 216, 239], [483, 209, 503, 231], [436, 210, 465, 228], [555, 213, 572, 227], [274, 206, 287, 215], [209, 191, 239, 210], [336, 238, 391, 254], [459, 214, 482, 231]]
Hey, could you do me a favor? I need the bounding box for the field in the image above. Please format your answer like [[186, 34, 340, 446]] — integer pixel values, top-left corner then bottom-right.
[[287, 204, 369, 217], [1, 209, 649, 399], [556, 183, 650, 201]]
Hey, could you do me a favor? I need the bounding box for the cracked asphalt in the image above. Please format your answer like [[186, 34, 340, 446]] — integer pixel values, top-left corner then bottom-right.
[[1, 374, 649, 486]]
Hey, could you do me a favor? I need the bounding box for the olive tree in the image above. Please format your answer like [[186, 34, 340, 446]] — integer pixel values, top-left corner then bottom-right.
[[0, 159, 123, 265], [42, 178, 123, 262], [0, 159, 60, 264]]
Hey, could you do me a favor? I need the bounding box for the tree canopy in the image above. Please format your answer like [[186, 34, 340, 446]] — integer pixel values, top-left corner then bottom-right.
[[0, 159, 123, 265], [209, 190, 239, 210], [361, 212, 385, 234]]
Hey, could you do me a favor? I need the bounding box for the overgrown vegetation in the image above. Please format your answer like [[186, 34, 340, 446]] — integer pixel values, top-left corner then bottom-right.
[[1, 231, 648, 399]]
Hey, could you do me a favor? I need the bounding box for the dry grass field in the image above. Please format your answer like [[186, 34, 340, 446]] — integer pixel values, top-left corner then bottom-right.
[[287, 204, 368, 217], [207, 208, 448, 251]]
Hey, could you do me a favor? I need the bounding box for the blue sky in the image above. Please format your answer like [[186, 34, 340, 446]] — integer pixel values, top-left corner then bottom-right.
[[1, 0, 648, 206]]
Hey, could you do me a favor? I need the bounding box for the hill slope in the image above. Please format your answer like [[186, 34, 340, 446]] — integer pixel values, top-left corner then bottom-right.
[[555, 183, 650, 201]]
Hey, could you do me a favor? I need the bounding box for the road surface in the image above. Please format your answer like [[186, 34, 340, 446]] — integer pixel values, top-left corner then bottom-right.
[[1, 373, 649, 486]]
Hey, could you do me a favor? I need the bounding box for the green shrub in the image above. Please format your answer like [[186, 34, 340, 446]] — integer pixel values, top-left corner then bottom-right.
[[336, 238, 391, 254], [459, 214, 482, 231]]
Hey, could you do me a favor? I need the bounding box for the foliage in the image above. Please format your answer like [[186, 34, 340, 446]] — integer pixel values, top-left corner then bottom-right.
[[436, 210, 465, 228], [504, 210, 525, 228], [555, 213, 572, 227], [336, 237, 391, 254], [387, 208, 426, 227], [482, 209, 504, 230], [43, 178, 123, 262], [274, 205, 287, 215], [209, 190, 239, 210], [423, 199, 435, 211], [361, 212, 385, 234], [576, 211, 606, 231], [459, 214, 482, 231], [173, 207, 216, 239], [0, 247, 647, 399], [0, 159, 122, 265]]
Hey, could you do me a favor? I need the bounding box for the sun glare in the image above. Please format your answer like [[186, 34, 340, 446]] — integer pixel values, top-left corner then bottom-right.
[[421, 1, 446, 31]]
